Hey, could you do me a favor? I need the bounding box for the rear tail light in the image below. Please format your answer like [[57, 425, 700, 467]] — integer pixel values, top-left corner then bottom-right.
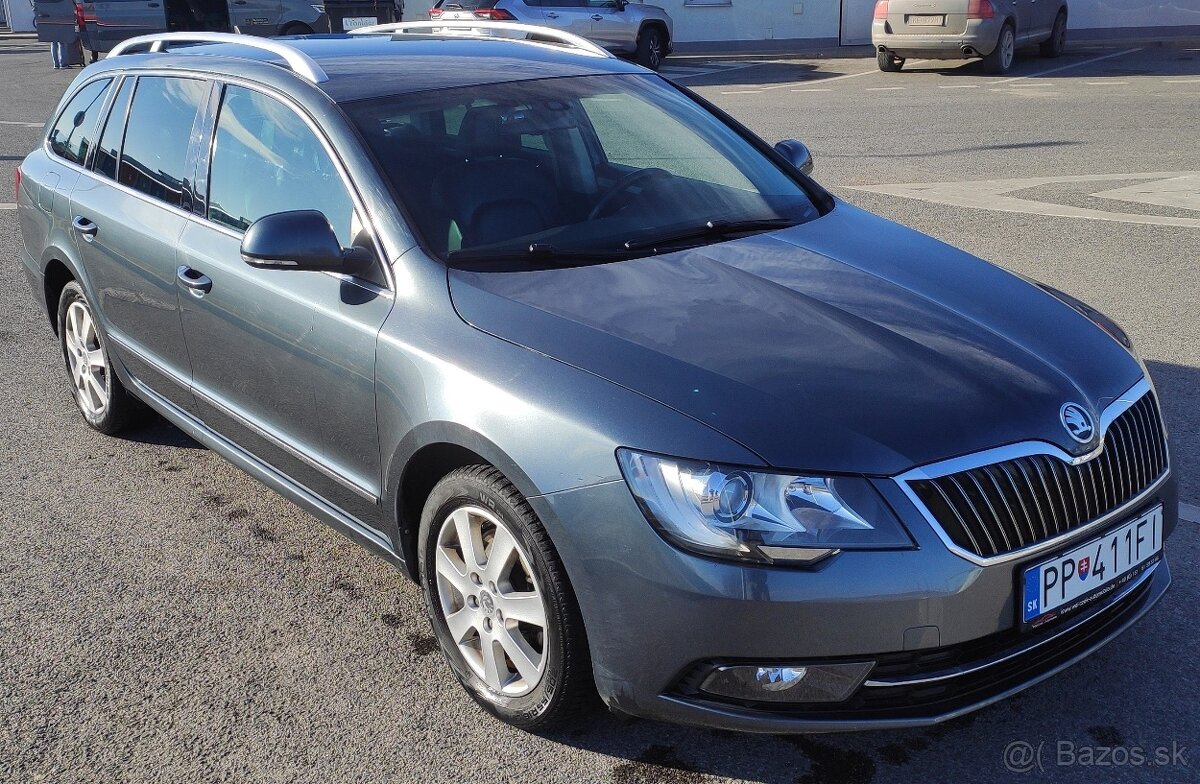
[[429, 7, 442, 18], [873, 1, 888, 20], [14, 166, 21, 201], [967, 0, 995, 19], [473, 9, 515, 20]]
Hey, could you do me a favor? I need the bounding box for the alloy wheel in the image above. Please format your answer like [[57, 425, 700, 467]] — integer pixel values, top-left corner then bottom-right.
[[433, 505, 549, 697], [1000, 28, 1015, 70], [64, 300, 109, 417]]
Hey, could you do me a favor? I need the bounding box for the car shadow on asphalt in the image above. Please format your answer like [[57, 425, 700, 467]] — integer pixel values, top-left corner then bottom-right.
[[121, 415, 205, 450]]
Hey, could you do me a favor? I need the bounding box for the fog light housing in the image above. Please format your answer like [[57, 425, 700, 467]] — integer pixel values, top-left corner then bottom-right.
[[699, 661, 874, 704]]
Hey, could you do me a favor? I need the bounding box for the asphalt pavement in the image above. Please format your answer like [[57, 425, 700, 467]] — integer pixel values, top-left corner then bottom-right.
[[1, 39, 1197, 784]]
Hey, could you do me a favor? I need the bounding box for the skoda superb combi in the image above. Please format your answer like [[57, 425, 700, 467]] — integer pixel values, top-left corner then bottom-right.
[[16, 24, 1175, 732]]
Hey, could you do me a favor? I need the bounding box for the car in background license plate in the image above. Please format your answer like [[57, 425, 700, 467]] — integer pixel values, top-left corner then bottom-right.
[[907, 15, 945, 26], [1022, 506, 1162, 628], [342, 17, 378, 30]]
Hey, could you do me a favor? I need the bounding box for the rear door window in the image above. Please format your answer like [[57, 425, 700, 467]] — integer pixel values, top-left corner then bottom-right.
[[47, 78, 113, 167], [93, 77, 135, 181], [119, 76, 208, 207]]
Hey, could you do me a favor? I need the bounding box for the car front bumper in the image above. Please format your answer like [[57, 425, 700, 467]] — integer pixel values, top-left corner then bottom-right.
[[872, 18, 1003, 60], [531, 470, 1178, 732]]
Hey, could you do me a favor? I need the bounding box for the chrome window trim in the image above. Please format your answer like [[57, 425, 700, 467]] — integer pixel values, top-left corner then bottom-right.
[[45, 67, 397, 294], [895, 376, 1170, 567], [107, 330, 380, 503]]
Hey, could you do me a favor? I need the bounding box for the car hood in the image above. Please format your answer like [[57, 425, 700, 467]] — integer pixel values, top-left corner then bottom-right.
[[447, 203, 1142, 475]]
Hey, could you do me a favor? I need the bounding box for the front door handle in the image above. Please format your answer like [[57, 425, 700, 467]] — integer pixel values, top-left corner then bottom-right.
[[591, 14, 603, 20], [177, 265, 213, 295], [545, 12, 558, 18], [72, 216, 98, 241]]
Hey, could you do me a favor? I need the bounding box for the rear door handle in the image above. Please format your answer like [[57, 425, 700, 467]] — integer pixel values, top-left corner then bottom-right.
[[72, 216, 98, 241], [177, 265, 213, 295], [546, 12, 558, 18]]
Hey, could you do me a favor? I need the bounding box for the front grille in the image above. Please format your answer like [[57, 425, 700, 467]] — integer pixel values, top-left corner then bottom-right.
[[909, 392, 1167, 558]]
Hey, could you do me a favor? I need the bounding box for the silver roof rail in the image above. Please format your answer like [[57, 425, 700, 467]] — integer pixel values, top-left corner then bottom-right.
[[108, 32, 329, 83], [348, 20, 615, 59]]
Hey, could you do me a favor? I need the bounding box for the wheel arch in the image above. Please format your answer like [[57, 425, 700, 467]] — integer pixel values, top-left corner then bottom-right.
[[387, 423, 544, 582], [639, 19, 670, 47]]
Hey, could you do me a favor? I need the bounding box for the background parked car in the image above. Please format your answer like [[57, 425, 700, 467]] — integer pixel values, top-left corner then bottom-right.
[[47, 0, 330, 54], [872, 0, 1068, 74], [429, 0, 672, 69]]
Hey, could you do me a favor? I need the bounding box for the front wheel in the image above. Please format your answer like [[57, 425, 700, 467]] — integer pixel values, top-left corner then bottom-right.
[[636, 26, 665, 70], [877, 51, 903, 72], [418, 466, 595, 731], [1040, 11, 1067, 57], [983, 22, 1016, 74]]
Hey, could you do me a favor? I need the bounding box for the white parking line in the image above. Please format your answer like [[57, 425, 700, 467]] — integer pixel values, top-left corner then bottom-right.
[[0, 203, 16, 210], [0, 120, 42, 128], [1165, 78, 1200, 84], [993, 47, 1142, 84], [791, 88, 832, 92], [866, 86, 905, 91], [938, 84, 978, 89], [719, 89, 763, 95], [1085, 80, 1128, 85], [1182, 503, 1200, 524]]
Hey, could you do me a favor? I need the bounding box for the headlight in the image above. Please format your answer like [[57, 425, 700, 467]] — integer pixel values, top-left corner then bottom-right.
[[617, 449, 913, 565], [311, 4, 326, 13]]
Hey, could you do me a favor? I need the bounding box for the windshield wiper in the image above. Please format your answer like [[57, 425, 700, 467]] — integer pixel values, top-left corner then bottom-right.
[[622, 218, 797, 252], [447, 243, 637, 267]]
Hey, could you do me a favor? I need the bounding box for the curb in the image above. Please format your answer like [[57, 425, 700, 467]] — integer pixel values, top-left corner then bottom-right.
[[1182, 503, 1200, 525]]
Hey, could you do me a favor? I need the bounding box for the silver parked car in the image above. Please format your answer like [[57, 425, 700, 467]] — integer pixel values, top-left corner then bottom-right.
[[430, 0, 672, 69], [872, 0, 1068, 74]]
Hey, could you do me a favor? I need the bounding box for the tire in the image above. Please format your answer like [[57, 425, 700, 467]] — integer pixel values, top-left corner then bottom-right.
[[636, 25, 665, 71], [57, 281, 140, 434], [418, 465, 595, 731], [877, 51, 903, 72], [1040, 11, 1067, 58], [983, 22, 1016, 74], [280, 22, 313, 37]]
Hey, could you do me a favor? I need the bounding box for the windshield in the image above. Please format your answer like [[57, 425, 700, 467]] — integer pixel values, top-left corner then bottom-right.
[[345, 74, 822, 266]]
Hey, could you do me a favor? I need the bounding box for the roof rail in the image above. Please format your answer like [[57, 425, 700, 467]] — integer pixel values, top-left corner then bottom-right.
[[108, 32, 329, 83], [348, 20, 614, 60]]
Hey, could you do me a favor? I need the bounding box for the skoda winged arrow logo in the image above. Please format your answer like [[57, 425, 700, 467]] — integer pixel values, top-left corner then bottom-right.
[[1060, 403, 1095, 444]]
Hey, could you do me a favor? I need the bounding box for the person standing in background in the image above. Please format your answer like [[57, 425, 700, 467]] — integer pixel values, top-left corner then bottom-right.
[[35, 0, 82, 69], [394, 0, 404, 21]]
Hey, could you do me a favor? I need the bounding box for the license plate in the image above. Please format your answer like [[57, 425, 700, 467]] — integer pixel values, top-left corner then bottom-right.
[[907, 14, 945, 26], [1021, 506, 1162, 629], [341, 16, 378, 30]]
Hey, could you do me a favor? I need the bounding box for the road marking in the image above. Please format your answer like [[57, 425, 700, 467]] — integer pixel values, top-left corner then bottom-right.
[[791, 88, 832, 92], [1182, 503, 1200, 524], [938, 84, 978, 89], [1084, 80, 1127, 85], [866, 86, 905, 91], [1093, 174, 1200, 212], [0, 203, 16, 210], [0, 120, 42, 128], [847, 171, 1200, 229], [719, 89, 763, 95], [993, 47, 1142, 84], [1164, 78, 1200, 84]]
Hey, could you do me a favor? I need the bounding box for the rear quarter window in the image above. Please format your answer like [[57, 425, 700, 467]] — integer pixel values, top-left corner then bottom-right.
[[47, 78, 113, 167]]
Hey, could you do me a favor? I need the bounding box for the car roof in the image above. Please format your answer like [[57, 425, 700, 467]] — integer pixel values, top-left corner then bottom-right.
[[99, 34, 648, 103]]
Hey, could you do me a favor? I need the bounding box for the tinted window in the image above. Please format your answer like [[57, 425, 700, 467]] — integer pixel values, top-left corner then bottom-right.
[[47, 78, 112, 166], [93, 78, 134, 181], [120, 77, 208, 207], [207, 86, 360, 248]]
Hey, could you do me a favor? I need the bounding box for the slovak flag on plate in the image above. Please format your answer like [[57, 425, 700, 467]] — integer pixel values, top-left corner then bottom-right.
[[1078, 556, 1090, 581]]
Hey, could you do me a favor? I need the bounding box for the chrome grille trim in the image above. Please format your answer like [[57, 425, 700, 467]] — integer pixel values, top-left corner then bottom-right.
[[896, 377, 1169, 566]]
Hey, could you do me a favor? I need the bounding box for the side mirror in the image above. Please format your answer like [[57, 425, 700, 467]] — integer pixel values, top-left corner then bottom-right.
[[774, 139, 814, 176], [241, 210, 360, 272], [611, 0, 628, 10]]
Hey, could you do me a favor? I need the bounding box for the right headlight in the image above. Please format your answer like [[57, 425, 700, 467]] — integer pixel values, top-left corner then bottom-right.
[[617, 449, 913, 566]]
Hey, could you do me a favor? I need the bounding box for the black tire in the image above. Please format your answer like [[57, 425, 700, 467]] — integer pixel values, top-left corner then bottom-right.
[[636, 25, 665, 71], [280, 22, 313, 37], [418, 465, 595, 731], [56, 281, 140, 434], [983, 22, 1016, 75], [877, 51, 903, 72], [1040, 11, 1067, 58]]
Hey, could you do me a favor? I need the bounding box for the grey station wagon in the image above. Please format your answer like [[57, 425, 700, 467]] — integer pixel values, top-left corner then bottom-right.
[[16, 24, 1176, 732]]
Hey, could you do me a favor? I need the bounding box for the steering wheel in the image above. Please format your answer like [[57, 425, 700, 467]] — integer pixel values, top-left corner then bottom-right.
[[587, 167, 674, 221]]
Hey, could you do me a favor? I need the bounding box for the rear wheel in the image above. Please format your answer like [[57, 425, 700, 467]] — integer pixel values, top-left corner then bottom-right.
[[636, 26, 665, 70], [877, 51, 904, 72], [57, 281, 140, 434], [983, 22, 1016, 74], [418, 466, 595, 730], [280, 22, 313, 37], [1040, 11, 1067, 57]]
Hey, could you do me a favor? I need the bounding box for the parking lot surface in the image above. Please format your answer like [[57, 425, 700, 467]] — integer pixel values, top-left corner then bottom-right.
[[1, 40, 1197, 784]]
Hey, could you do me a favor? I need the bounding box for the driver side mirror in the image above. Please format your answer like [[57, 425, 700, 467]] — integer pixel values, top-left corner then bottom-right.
[[609, 0, 628, 10], [241, 210, 370, 273], [774, 139, 814, 176]]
